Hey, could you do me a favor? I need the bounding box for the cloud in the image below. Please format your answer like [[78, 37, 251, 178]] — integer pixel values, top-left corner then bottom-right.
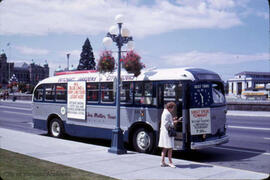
[[0, 0, 242, 37], [256, 12, 269, 19], [15, 46, 49, 55], [162, 51, 270, 66], [177, 0, 235, 9]]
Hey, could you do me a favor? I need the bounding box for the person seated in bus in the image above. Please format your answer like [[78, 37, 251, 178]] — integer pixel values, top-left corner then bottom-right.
[[158, 102, 181, 168]]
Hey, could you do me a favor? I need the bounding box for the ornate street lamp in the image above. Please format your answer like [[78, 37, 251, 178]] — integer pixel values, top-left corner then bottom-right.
[[103, 14, 133, 154]]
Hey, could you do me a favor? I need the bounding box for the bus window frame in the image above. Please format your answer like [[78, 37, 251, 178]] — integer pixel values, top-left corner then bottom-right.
[[86, 82, 100, 104], [156, 80, 183, 108], [100, 82, 115, 104], [120, 82, 133, 105], [44, 84, 56, 103], [33, 84, 45, 102], [55, 83, 67, 103], [133, 81, 157, 107]]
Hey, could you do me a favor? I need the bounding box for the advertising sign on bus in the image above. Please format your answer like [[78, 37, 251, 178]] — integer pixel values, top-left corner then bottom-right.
[[189, 108, 211, 135], [67, 81, 86, 120]]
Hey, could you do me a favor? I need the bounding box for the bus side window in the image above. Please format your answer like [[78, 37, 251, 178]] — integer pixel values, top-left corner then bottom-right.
[[87, 83, 99, 103], [45, 84, 55, 102], [134, 82, 156, 106], [121, 82, 133, 104], [101, 82, 114, 103], [56, 84, 67, 102], [34, 85, 44, 102]]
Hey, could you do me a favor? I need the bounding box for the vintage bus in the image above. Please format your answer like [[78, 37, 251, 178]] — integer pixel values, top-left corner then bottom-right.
[[32, 67, 229, 153]]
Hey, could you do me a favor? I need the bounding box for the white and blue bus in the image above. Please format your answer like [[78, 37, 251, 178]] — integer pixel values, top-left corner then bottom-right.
[[32, 67, 228, 153]]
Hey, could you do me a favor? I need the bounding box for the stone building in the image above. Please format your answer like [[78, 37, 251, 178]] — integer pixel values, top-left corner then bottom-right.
[[227, 71, 270, 96], [0, 53, 14, 84], [0, 52, 49, 86]]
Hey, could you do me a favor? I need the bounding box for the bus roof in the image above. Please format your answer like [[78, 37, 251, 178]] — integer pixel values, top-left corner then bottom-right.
[[37, 67, 221, 86]]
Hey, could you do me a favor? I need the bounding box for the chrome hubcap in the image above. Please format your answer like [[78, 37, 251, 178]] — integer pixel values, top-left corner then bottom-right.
[[51, 121, 60, 137], [136, 131, 150, 150]]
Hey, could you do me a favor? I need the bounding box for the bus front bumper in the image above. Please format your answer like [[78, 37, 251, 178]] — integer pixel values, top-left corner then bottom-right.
[[191, 135, 229, 150]]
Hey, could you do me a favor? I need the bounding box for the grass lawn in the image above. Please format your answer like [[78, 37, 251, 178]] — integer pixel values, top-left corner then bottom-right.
[[0, 149, 116, 180]]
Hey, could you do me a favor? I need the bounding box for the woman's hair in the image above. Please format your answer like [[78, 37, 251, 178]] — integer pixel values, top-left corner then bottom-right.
[[166, 102, 176, 110]]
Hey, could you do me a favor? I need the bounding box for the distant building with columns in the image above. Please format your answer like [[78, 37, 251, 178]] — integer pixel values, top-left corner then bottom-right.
[[227, 71, 270, 96]]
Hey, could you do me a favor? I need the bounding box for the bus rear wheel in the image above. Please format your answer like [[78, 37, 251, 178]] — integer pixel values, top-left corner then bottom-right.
[[49, 118, 64, 138], [132, 128, 154, 153]]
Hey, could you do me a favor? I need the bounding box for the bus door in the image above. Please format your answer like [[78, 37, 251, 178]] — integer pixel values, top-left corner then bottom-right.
[[159, 81, 184, 150]]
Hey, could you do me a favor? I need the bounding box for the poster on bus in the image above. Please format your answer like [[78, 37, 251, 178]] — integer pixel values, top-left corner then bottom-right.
[[67, 81, 86, 120], [189, 108, 211, 135]]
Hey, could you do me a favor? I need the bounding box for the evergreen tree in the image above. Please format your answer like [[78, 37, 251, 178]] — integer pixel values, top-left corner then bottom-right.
[[77, 38, 96, 70]]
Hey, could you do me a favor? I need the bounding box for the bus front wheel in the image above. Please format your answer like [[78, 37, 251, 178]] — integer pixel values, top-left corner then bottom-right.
[[49, 118, 65, 138], [132, 128, 154, 153]]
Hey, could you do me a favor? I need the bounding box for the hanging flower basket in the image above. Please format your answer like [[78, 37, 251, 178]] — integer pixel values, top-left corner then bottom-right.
[[97, 51, 115, 73], [122, 51, 145, 77]]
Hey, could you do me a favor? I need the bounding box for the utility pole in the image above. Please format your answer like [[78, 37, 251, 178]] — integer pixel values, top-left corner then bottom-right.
[[268, 0, 270, 71]]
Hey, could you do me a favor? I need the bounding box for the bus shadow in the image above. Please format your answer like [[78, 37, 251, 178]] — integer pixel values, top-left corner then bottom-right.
[[172, 146, 266, 163], [42, 133, 134, 151], [40, 134, 265, 163]]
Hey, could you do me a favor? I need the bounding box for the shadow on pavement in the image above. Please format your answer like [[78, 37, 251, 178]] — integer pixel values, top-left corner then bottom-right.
[[40, 133, 265, 164], [175, 163, 213, 169]]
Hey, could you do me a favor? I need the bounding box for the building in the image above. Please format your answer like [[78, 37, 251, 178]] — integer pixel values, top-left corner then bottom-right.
[[0, 53, 14, 84], [227, 71, 270, 97], [0, 52, 49, 86]]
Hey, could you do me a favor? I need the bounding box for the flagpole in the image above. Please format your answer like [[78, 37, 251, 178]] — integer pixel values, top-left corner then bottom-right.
[[7, 42, 11, 81], [67, 53, 70, 71]]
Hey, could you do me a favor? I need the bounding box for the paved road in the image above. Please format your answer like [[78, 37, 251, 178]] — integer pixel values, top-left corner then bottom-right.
[[0, 101, 269, 174]]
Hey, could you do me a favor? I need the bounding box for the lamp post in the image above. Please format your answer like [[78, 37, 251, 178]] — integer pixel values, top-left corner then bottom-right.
[[103, 14, 133, 154]]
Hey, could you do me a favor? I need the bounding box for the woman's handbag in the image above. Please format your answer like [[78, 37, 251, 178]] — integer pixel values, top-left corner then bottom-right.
[[168, 127, 177, 137]]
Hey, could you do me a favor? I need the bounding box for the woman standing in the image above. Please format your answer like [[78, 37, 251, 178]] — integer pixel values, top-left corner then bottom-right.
[[158, 102, 179, 168]]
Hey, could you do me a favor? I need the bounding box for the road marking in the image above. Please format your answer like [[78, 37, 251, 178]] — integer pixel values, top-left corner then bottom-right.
[[227, 113, 270, 118], [2, 111, 31, 116], [263, 137, 270, 140], [228, 125, 270, 131], [0, 105, 31, 111], [212, 146, 270, 156]]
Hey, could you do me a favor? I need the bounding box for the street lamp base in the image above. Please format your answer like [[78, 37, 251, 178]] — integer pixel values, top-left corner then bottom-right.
[[108, 128, 127, 154]]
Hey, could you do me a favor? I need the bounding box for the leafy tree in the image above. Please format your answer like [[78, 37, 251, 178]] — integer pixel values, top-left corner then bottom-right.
[[77, 38, 96, 70]]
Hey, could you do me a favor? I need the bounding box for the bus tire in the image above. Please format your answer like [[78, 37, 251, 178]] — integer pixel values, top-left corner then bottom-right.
[[49, 118, 65, 138], [132, 128, 154, 153]]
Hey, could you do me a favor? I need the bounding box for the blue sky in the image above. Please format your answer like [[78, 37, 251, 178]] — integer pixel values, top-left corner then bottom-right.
[[0, 0, 269, 80]]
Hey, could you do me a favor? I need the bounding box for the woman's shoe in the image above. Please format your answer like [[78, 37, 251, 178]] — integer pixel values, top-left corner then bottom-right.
[[160, 162, 168, 167], [168, 163, 176, 168]]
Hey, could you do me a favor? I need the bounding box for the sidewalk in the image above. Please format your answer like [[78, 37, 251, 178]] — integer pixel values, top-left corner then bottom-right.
[[0, 99, 32, 104], [0, 128, 268, 179]]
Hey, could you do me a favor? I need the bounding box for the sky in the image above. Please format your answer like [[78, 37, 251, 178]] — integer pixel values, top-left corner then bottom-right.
[[0, 0, 269, 81]]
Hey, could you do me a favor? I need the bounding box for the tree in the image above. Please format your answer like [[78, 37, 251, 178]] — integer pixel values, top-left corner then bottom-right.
[[77, 38, 96, 70], [18, 83, 27, 93]]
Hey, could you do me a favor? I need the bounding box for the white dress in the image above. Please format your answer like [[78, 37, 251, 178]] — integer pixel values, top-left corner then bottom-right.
[[158, 109, 174, 149]]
